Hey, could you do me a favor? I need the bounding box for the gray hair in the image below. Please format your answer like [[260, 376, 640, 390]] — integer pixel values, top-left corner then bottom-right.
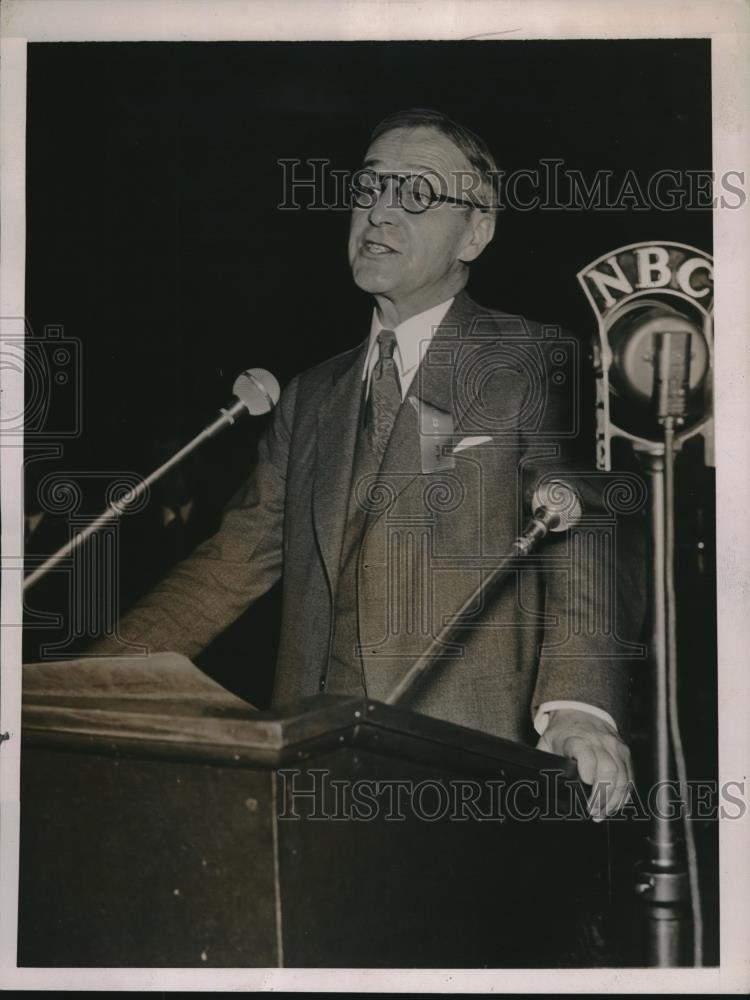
[[369, 107, 499, 210]]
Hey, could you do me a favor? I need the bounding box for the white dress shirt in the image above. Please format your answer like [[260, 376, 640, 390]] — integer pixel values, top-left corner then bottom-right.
[[360, 298, 618, 737], [362, 298, 455, 398]]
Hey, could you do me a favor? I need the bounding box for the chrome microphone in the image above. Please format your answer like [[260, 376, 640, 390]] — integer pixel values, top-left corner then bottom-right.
[[515, 479, 583, 554], [219, 368, 281, 425]]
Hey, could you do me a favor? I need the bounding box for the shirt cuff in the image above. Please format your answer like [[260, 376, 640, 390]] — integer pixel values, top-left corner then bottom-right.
[[534, 700, 618, 736]]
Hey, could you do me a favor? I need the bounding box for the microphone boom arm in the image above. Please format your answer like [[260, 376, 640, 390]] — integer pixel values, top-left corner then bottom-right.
[[384, 491, 580, 707], [23, 368, 279, 592]]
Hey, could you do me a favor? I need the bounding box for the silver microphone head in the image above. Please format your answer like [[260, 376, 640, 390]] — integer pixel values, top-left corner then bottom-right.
[[532, 479, 583, 532], [232, 368, 281, 416]]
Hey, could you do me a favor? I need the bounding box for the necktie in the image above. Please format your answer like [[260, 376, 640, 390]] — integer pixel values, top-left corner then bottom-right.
[[367, 329, 402, 460], [326, 330, 401, 695]]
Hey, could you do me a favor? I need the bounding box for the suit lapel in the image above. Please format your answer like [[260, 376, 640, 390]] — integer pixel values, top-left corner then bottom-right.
[[411, 289, 479, 414], [312, 340, 368, 590]]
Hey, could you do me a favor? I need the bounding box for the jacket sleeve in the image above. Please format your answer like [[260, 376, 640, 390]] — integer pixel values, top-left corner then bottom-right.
[[89, 376, 299, 660], [518, 335, 647, 736]]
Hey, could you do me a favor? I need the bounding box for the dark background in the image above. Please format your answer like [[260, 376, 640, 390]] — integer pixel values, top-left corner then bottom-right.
[[23, 39, 717, 964]]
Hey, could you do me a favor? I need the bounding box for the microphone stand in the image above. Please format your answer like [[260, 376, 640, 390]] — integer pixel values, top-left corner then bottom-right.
[[23, 369, 278, 592], [385, 504, 569, 707], [632, 333, 702, 967]]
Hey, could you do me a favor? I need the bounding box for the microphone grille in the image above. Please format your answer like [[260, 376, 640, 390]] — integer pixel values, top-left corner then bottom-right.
[[233, 368, 281, 415], [532, 479, 582, 532]]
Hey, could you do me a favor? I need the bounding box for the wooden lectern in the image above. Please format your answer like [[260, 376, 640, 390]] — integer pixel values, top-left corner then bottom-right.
[[18, 654, 606, 968]]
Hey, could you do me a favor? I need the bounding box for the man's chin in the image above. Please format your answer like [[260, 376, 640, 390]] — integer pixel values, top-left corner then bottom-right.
[[351, 263, 401, 296]]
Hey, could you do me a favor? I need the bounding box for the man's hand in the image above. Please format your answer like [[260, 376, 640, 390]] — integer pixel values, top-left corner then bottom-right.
[[536, 708, 633, 821]]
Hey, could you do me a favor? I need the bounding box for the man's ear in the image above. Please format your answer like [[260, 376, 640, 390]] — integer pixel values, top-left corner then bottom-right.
[[458, 211, 496, 263]]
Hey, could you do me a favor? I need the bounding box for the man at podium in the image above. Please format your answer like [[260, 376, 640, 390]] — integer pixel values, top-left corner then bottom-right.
[[90, 108, 645, 821]]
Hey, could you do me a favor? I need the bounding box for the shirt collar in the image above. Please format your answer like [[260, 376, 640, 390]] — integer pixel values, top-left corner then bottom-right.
[[361, 297, 455, 385]]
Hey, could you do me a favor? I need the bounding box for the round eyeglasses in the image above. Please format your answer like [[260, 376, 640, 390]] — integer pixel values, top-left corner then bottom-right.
[[349, 169, 488, 215]]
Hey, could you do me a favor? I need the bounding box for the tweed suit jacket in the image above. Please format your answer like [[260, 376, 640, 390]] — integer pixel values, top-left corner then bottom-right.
[[111, 291, 645, 743]]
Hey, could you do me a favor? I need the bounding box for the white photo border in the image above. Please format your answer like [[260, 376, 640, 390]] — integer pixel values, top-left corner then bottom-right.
[[1, 0, 748, 993]]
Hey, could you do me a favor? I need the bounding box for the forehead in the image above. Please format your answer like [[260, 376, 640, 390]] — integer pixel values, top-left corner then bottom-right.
[[362, 126, 474, 177]]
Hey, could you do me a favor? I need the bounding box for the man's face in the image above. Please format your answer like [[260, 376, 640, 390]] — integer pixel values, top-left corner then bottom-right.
[[348, 126, 493, 321]]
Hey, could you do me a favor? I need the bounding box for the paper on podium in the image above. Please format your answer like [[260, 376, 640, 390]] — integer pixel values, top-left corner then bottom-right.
[[23, 653, 255, 728], [23, 651, 255, 712]]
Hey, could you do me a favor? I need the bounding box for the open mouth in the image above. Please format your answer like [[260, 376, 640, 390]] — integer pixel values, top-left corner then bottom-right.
[[362, 240, 397, 255]]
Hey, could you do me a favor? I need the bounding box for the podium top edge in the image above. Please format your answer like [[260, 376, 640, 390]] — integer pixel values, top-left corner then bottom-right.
[[22, 689, 574, 780], [21, 656, 574, 779]]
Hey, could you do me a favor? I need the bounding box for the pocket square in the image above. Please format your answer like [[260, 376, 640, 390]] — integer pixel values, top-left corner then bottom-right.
[[453, 436, 492, 453]]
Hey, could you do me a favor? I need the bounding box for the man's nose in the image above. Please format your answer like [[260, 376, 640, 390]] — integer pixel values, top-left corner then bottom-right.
[[367, 179, 401, 225]]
